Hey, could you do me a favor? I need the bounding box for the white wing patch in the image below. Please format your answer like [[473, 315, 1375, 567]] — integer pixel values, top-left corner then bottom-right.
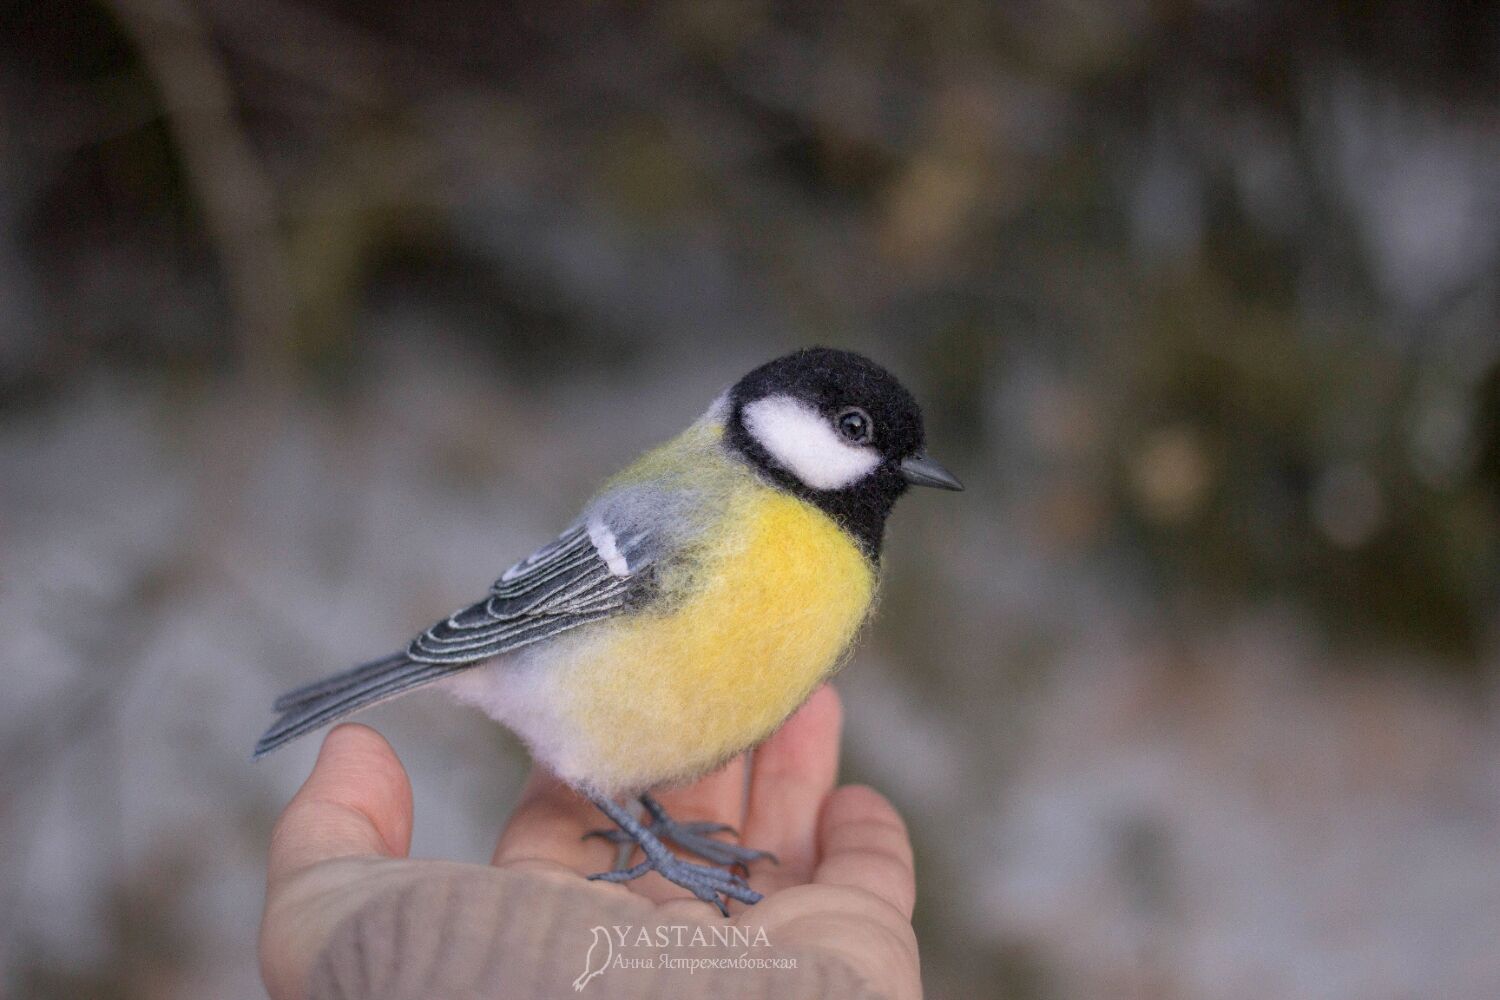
[[741, 394, 881, 490], [587, 517, 631, 577]]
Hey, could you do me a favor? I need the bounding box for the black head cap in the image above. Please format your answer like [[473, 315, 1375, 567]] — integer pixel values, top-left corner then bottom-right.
[[723, 348, 960, 558]]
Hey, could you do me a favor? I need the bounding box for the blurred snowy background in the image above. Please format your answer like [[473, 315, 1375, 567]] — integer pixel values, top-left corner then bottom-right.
[[3, 2, 1500, 998]]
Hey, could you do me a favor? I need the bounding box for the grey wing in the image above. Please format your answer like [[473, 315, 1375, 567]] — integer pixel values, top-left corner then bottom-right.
[[254, 518, 654, 757], [405, 523, 646, 663]]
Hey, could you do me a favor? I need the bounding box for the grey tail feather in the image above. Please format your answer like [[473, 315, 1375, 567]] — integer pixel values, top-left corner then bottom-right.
[[253, 656, 465, 758], [272, 651, 412, 713]]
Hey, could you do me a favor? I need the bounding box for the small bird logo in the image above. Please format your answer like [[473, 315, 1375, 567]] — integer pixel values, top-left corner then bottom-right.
[[572, 925, 613, 991]]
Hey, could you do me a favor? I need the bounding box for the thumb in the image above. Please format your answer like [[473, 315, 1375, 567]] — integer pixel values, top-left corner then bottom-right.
[[267, 723, 414, 881], [261, 725, 415, 1000]]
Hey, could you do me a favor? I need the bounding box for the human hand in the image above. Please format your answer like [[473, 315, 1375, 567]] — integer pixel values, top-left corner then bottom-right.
[[259, 685, 920, 999]]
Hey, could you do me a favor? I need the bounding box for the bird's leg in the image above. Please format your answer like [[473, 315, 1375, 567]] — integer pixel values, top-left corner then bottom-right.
[[583, 791, 763, 915], [584, 792, 779, 873]]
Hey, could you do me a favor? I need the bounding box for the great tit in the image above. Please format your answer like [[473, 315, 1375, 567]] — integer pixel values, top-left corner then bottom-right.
[[255, 347, 962, 912]]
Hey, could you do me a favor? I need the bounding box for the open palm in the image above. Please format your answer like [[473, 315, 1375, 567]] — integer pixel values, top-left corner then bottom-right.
[[259, 685, 921, 999]]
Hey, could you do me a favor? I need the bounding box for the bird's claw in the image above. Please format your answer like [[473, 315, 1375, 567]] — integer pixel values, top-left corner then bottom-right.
[[588, 855, 762, 916], [583, 793, 774, 913], [583, 818, 775, 870], [584, 819, 737, 843]]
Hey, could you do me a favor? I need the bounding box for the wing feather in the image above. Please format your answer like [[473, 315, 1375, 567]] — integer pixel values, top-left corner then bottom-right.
[[256, 516, 654, 756]]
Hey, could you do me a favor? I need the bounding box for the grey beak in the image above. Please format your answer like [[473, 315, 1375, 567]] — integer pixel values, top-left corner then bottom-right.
[[899, 453, 964, 491]]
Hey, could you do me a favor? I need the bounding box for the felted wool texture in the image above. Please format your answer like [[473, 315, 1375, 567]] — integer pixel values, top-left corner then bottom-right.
[[741, 394, 883, 490], [587, 420, 735, 564], [564, 485, 874, 794], [446, 416, 877, 795], [722, 347, 926, 558], [731, 348, 926, 460], [262, 350, 926, 770]]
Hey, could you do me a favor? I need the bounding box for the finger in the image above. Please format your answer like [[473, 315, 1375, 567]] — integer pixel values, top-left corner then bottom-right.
[[741, 684, 843, 892], [491, 767, 617, 872], [267, 724, 413, 883], [812, 784, 916, 919]]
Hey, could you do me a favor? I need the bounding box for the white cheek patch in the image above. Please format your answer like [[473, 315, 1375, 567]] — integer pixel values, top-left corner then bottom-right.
[[741, 395, 882, 490]]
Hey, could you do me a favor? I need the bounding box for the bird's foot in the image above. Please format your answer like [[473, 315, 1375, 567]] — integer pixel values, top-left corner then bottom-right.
[[585, 818, 778, 871], [583, 791, 769, 915], [588, 853, 762, 916], [583, 794, 778, 872]]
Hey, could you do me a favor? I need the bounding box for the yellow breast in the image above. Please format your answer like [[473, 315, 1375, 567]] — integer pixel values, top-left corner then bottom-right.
[[560, 485, 876, 792]]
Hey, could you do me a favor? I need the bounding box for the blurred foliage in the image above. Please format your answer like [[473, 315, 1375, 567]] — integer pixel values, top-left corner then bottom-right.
[[4, 2, 1500, 997], [13, 854, 196, 1000], [1105, 280, 1499, 657], [4, 0, 1497, 647]]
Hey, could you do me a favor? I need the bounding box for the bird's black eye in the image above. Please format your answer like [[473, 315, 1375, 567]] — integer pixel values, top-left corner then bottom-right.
[[835, 407, 873, 444]]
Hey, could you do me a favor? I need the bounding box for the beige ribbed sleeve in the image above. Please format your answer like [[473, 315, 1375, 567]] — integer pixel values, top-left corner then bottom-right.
[[307, 864, 887, 1000]]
